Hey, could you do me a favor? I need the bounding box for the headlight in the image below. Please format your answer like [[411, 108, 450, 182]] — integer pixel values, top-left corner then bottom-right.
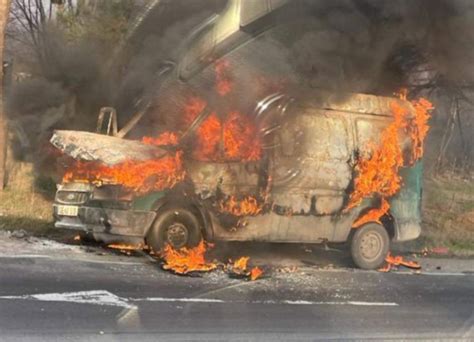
[[55, 191, 89, 204]]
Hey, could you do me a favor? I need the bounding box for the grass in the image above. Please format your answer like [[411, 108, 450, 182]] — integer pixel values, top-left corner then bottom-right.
[[417, 173, 474, 256], [0, 162, 55, 235]]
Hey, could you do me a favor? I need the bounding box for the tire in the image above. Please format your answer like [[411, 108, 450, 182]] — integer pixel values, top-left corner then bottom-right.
[[146, 207, 202, 252], [350, 223, 390, 270]]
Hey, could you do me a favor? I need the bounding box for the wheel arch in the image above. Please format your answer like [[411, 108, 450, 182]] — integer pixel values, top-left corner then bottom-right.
[[145, 195, 213, 241], [348, 202, 396, 242]]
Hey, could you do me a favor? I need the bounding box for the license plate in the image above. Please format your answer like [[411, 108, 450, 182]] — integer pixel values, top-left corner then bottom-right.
[[57, 205, 79, 217]]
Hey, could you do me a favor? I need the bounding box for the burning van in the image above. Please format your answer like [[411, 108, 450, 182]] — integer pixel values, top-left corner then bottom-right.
[[51, 0, 433, 270], [51, 91, 430, 270]]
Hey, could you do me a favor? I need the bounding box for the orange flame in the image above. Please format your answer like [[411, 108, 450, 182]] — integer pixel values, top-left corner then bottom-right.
[[183, 97, 261, 162], [62, 131, 185, 193], [219, 196, 263, 216], [223, 111, 261, 161], [161, 240, 217, 274], [233, 256, 250, 271], [231, 256, 263, 281], [250, 267, 263, 281], [347, 102, 406, 209], [379, 252, 421, 272], [409, 98, 434, 161], [142, 131, 179, 146], [348, 93, 433, 226], [63, 151, 185, 194], [107, 243, 144, 251], [352, 198, 390, 228]]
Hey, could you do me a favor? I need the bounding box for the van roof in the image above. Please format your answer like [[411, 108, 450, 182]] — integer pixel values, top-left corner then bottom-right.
[[302, 92, 415, 117]]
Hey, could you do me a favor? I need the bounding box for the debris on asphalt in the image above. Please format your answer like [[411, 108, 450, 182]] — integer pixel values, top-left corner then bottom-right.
[[227, 256, 264, 281], [378, 252, 421, 272]]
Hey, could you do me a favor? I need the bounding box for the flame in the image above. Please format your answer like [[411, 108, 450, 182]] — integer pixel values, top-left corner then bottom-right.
[[219, 196, 263, 216], [62, 131, 185, 194], [250, 267, 263, 281], [107, 243, 144, 251], [142, 131, 179, 146], [161, 240, 217, 274], [233, 256, 249, 271], [409, 98, 434, 161], [63, 152, 185, 194], [352, 198, 390, 228], [183, 98, 261, 162], [223, 111, 261, 161], [348, 93, 433, 226], [182, 59, 261, 162], [379, 252, 421, 272], [231, 256, 263, 281]]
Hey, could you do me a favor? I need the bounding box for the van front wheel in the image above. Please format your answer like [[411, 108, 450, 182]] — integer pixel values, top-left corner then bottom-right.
[[147, 208, 202, 253], [350, 223, 389, 270]]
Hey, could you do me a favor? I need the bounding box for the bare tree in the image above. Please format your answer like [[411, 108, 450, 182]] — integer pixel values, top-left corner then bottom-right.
[[6, 0, 69, 69]]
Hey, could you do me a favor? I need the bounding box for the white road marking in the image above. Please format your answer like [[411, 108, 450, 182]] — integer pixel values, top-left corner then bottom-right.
[[0, 290, 135, 309], [280, 300, 398, 306], [137, 297, 225, 303], [132, 297, 399, 306], [0, 290, 399, 307], [0, 255, 52, 259]]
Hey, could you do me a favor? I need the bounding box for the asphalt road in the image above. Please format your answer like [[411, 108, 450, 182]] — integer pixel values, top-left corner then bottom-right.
[[0, 243, 473, 341]]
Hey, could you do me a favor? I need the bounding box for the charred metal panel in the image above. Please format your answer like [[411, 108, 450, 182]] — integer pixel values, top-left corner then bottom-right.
[[269, 107, 353, 214], [212, 209, 361, 243], [318, 93, 414, 117], [54, 205, 155, 237], [91, 185, 134, 202], [131, 191, 167, 211], [390, 161, 423, 241], [186, 160, 259, 196], [51, 130, 167, 166], [354, 116, 412, 157]]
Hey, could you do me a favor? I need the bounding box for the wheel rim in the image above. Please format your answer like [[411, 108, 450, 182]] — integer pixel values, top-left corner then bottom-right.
[[165, 222, 189, 249], [359, 231, 383, 262]]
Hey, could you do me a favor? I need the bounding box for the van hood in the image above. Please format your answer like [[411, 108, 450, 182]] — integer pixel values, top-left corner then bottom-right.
[[50, 130, 169, 166]]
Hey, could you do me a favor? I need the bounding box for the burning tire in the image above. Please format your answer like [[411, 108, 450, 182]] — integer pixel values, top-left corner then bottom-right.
[[350, 223, 389, 270], [147, 207, 202, 252]]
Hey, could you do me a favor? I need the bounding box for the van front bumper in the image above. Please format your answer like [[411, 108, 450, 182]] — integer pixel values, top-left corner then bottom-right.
[[53, 204, 156, 237]]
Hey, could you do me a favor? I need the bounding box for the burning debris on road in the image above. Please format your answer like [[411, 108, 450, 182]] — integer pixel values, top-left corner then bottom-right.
[[104, 239, 263, 281], [160, 240, 218, 275], [379, 253, 421, 273], [160, 242, 263, 281]]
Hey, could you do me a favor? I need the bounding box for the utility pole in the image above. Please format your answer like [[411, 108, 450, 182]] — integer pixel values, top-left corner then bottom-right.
[[0, 0, 11, 190]]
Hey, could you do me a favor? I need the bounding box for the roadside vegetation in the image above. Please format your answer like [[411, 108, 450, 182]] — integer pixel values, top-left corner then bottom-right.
[[0, 161, 54, 234], [420, 174, 474, 256]]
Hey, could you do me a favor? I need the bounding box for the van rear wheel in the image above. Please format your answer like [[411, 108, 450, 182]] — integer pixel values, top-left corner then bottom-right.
[[350, 223, 389, 270], [147, 207, 202, 253]]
